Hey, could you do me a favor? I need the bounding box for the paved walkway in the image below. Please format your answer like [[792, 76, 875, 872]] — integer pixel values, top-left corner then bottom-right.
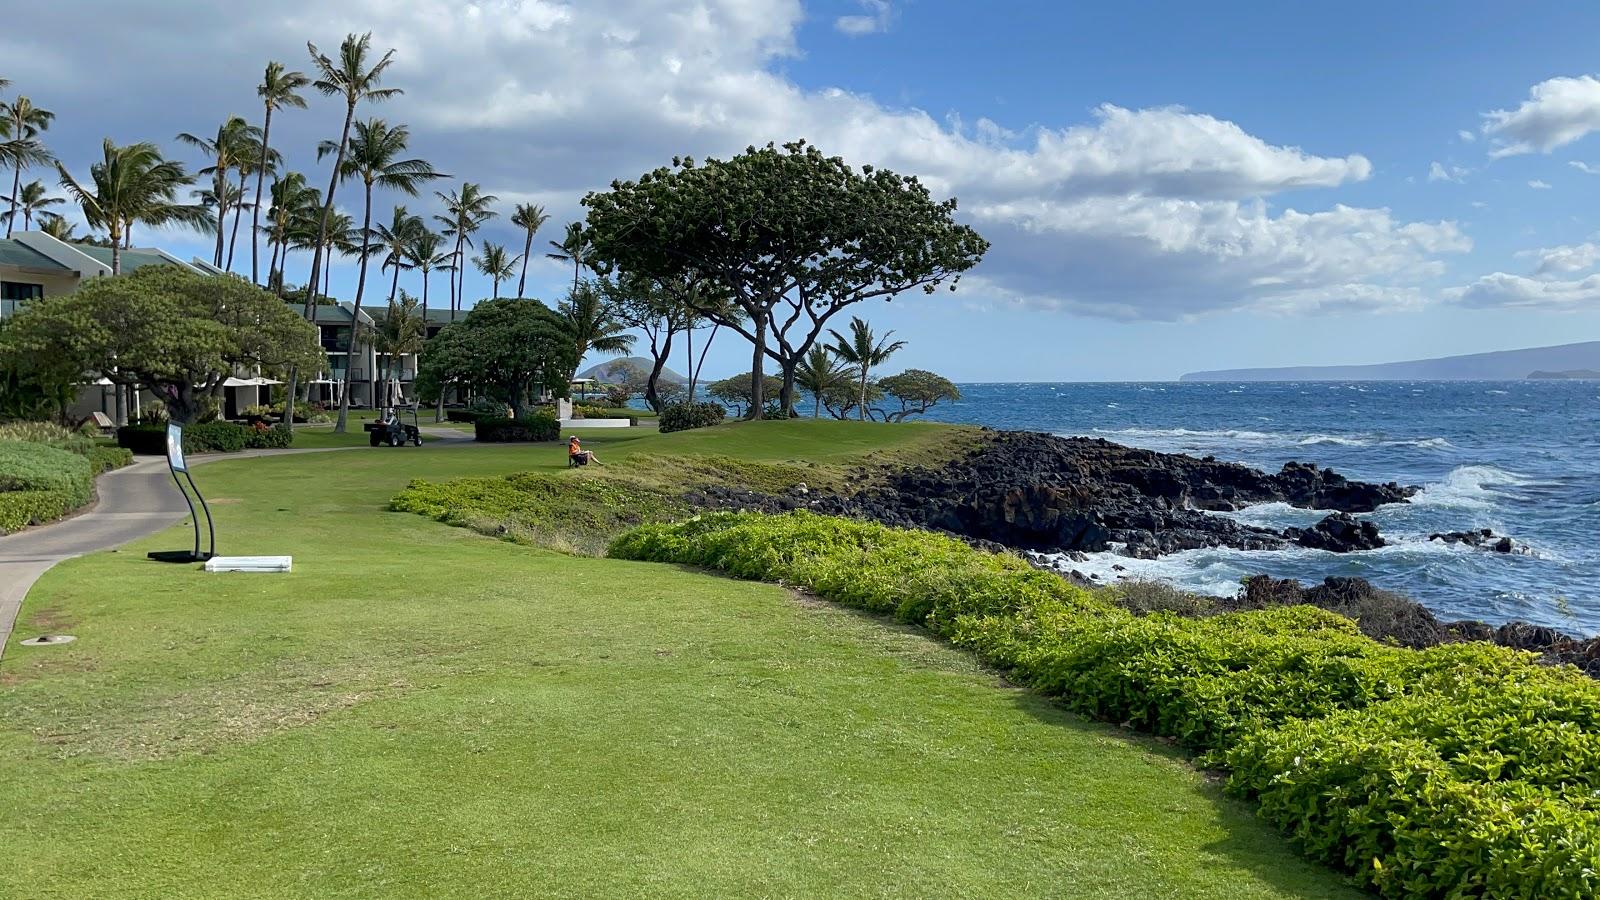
[[0, 428, 474, 658]]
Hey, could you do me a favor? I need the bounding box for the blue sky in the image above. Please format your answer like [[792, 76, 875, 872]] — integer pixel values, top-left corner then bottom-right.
[[10, 0, 1600, 379]]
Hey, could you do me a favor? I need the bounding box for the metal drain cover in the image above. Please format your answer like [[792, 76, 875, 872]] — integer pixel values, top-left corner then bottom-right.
[[19, 634, 76, 647]]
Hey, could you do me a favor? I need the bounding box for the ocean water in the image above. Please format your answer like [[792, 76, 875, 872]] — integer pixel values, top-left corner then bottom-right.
[[913, 381, 1600, 635]]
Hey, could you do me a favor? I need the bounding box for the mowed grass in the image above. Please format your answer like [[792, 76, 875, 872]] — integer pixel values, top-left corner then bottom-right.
[[0, 422, 1355, 898]]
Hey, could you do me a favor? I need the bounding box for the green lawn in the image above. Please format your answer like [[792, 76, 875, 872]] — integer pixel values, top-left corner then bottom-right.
[[0, 423, 1355, 897]]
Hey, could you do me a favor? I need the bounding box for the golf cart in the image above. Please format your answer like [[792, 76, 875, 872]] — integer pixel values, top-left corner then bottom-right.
[[365, 405, 423, 447]]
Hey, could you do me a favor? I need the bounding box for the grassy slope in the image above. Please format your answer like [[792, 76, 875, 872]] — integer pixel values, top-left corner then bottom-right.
[[0, 423, 1354, 897]]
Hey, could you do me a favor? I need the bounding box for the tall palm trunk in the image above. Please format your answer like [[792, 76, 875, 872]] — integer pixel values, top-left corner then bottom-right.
[[450, 236, 464, 320], [226, 168, 247, 270], [6, 163, 20, 238], [858, 367, 869, 421], [305, 102, 355, 316], [252, 107, 274, 284], [212, 172, 227, 267], [517, 230, 534, 297], [334, 179, 375, 434]]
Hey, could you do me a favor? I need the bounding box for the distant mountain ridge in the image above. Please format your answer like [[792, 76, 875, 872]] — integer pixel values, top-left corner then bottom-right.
[[579, 357, 687, 384], [1181, 340, 1600, 382]]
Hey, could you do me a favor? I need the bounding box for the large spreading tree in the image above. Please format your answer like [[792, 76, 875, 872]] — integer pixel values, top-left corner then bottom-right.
[[0, 266, 323, 424], [416, 297, 575, 418], [583, 140, 987, 418]]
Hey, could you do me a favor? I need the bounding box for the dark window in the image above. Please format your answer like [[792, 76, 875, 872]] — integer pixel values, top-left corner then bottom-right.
[[1, 281, 43, 301]]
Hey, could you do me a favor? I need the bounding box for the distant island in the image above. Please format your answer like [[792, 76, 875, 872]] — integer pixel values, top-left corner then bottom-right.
[[578, 357, 687, 385], [1182, 340, 1600, 382], [1528, 369, 1600, 380]]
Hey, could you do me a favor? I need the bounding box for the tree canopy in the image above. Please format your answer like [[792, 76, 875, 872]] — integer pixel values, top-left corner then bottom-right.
[[0, 266, 322, 423], [707, 373, 784, 418], [879, 369, 960, 421], [416, 297, 574, 417], [582, 140, 987, 417]]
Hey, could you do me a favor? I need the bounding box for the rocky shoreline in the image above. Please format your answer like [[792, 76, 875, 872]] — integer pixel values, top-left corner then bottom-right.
[[685, 428, 1598, 675]]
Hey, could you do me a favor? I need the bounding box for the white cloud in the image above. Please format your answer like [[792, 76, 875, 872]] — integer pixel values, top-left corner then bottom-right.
[[1515, 242, 1600, 276], [1571, 160, 1600, 174], [1447, 272, 1600, 309], [1458, 129, 1475, 143], [1428, 161, 1468, 182], [1, 0, 1462, 322], [835, 0, 893, 36], [1529, 179, 1553, 189], [1483, 75, 1600, 157]]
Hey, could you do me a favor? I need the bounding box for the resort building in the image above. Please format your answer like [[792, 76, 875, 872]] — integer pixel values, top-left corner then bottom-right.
[[0, 230, 439, 421]]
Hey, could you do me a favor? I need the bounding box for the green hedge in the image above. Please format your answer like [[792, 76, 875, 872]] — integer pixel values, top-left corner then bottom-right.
[[609, 511, 1600, 897], [118, 422, 291, 454], [658, 402, 725, 433], [573, 405, 639, 426], [473, 413, 560, 443], [444, 409, 484, 424], [0, 440, 94, 533]]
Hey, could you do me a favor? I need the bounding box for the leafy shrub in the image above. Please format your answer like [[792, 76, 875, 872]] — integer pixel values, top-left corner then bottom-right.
[[473, 412, 560, 443], [0, 421, 96, 455], [0, 440, 93, 533], [573, 405, 638, 425], [117, 424, 167, 455], [444, 409, 482, 423], [182, 421, 249, 453], [244, 424, 293, 449], [86, 445, 134, 474], [118, 421, 261, 454], [241, 404, 274, 419], [609, 511, 1600, 897], [658, 402, 725, 433]]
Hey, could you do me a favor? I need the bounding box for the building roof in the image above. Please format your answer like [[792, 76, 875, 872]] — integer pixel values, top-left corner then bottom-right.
[[0, 238, 73, 273], [72, 245, 189, 274]]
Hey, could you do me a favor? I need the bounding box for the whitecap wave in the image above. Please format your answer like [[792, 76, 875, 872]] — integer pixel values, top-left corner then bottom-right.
[[1410, 465, 1531, 511]]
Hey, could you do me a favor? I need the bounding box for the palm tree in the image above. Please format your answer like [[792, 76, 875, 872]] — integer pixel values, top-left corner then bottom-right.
[[176, 115, 263, 267], [318, 117, 441, 433], [405, 227, 450, 325], [795, 345, 853, 418], [372, 291, 427, 408], [227, 138, 278, 271], [56, 139, 210, 274], [433, 182, 497, 318], [473, 242, 517, 298], [560, 280, 634, 366], [510, 201, 548, 297], [260, 172, 316, 294], [546, 221, 589, 294], [1, 179, 62, 232], [1, 96, 53, 237], [39, 213, 74, 241], [252, 61, 310, 284], [373, 204, 423, 303], [826, 316, 906, 421], [303, 32, 401, 319]]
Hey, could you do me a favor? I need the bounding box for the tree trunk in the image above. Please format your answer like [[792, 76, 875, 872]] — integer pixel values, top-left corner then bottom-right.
[[812, 390, 821, 418], [334, 179, 375, 434], [780, 358, 798, 417], [252, 107, 273, 285], [213, 172, 227, 267], [747, 312, 766, 421], [112, 378, 127, 427], [646, 330, 673, 413], [858, 367, 869, 421], [305, 101, 355, 318], [6, 163, 20, 238], [110, 230, 122, 275], [517, 230, 533, 297], [450, 235, 463, 321], [226, 168, 247, 271], [388, 261, 400, 303], [283, 369, 298, 434]]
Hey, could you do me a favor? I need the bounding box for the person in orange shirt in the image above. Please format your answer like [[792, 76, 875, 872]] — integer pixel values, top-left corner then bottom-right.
[[568, 436, 601, 466]]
